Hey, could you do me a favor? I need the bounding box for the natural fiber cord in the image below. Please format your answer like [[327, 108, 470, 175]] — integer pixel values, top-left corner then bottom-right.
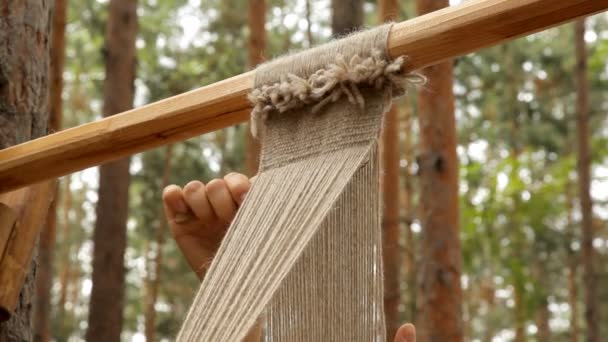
[[178, 24, 417, 341]]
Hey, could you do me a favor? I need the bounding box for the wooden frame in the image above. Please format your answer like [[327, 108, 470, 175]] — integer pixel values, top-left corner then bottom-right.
[[0, 0, 606, 192]]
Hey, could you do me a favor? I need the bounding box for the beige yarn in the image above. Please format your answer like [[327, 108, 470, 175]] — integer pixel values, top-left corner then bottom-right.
[[178, 24, 418, 341], [248, 50, 424, 138]]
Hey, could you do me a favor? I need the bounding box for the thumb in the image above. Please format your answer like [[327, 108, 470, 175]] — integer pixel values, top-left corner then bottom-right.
[[394, 323, 416, 342]]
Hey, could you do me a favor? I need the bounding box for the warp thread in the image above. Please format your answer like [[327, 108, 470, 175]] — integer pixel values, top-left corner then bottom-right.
[[177, 23, 424, 342], [248, 49, 425, 138]]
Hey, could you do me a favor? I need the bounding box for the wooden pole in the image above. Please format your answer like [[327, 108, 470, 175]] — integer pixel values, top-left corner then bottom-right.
[[0, 0, 606, 192]]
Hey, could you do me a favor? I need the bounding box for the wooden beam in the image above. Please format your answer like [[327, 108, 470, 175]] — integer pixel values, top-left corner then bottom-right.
[[0, 0, 606, 192]]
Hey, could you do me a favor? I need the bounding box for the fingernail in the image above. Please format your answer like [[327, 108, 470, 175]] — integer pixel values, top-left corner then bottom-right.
[[173, 197, 188, 213], [174, 212, 194, 223], [184, 181, 202, 193], [226, 172, 245, 185], [225, 172, 239, 180]]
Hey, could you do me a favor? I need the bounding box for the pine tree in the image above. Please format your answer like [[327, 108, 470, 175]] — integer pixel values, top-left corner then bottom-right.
[[86, 0, 137, 340], [33, 0, 68, 340], [574, 18, 599, 342], [331, 0, 363, 37], [414, 0, 463, 340], [0, 2, 53, 340], [379, 0, 402, 339], [245, 0, 266, 176], [144, 145, 174, 342]]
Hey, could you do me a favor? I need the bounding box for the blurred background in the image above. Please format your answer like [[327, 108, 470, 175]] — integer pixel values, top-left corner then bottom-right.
[[28, 0, 607, 341]]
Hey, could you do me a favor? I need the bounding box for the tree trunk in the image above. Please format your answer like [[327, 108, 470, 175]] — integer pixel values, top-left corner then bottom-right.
[[0, 1, 53, 340], [535, 297, 550, 342], [565, 183, 580, 342], [33, 203, 56, 342], [379, 0, 401, 340], [57, 175, 71, 311], [533, 259, 550, 342], [33, 1, 68, 340], [57, 174, 72, 309], [144, 145, 174, 342], [481, 277, 496, 341], [46, 0, 67, 136], [305, 0, 314, 47], [245, 0, 266, 176], [331, 0, 363, 37], [414, 0, 463, 341], [514, 283, 526, 342], [381, 41, 402, 342], [401, 106, 417, 322], [85, 0, 137, 340], [569, 254, 580, 342], [574, 18, 599, 342]]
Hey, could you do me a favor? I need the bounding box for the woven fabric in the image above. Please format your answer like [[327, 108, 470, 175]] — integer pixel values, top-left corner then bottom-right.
[[178, 24, 405, 341]]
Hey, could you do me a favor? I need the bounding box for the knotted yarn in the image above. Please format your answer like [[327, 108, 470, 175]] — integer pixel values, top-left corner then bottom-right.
[[178, 23, 420, 341]]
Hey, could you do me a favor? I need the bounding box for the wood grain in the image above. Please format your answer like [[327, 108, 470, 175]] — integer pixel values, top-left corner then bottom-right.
[[0, 0, 606, 192], [388, 0, 608, 68], [0, 189, 29, 255], [0, 181, 55, 320]]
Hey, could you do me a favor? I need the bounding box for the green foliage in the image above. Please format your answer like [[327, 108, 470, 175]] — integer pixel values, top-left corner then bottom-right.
[[51, 2, 608, 340]]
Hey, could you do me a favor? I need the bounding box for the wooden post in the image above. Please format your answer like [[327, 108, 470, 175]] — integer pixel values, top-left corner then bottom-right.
[[0, 0, 606, 192], [0, 181, 55, 321]]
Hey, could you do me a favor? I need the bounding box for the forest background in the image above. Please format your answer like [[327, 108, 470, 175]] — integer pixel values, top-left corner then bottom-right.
[[14, 0, 608, 341]]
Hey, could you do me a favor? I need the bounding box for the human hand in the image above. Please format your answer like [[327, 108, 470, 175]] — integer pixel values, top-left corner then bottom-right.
[[162, 172, 252, 280]]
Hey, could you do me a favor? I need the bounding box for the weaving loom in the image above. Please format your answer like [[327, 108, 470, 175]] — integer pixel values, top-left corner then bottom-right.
[[0, 0, 606, 339], [178, 24, 419, 341]]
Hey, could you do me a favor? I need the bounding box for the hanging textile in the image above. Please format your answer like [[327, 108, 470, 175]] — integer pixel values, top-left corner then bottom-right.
[[178, 24, 421, 341]]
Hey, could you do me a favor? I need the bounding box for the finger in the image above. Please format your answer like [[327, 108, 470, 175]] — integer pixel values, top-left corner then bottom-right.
[[166, 183, 226, 281], [223, 172, 251, 205], [183, 180, 216, 223], [394, 324, 416, 342], [163, 184, 205, 239], [162, 184, 188, 220], [206, 178, 238, 224]]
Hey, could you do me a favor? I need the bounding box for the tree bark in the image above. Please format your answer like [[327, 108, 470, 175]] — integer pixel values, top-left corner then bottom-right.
[[245, 0, 266, 176], [414, 0, 463, 341], [0, 1, 53, 340], [379, 0, 401, 340], [33, 0, 67, 340], [85, 0, 137, 340], [574, 18, 599, 342], [331, 0, 363, 37], [46, 0, 66, 136], [144, 145, 174, 342]]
